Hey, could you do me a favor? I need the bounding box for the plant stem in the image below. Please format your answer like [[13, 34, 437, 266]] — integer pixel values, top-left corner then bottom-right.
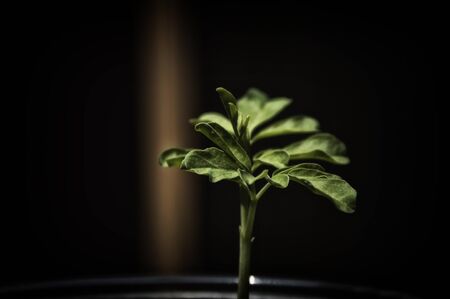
[[256, 183, 271, 201], [238, 232, 252, 299], [238, 189, 257, 299], [239, 186, 249, 230]]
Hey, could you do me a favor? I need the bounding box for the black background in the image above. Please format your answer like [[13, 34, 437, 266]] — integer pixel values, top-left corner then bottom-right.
[[4, 1, 440, 297]]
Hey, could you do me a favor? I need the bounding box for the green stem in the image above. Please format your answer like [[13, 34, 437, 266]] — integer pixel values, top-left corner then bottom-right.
[[239, 186, 249, 232], [238, 189, 257, 299], [256, 183, 271, 201]]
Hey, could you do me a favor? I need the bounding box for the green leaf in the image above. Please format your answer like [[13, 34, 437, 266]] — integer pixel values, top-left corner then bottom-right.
[[284, 133, 350, 165], [266, 173, 289, 188], [238, 114, 250, 138], [286, 165, 356, 213], [159, 148, 191, 168], [274, 162, 325, 175], [235, 112, 251, 150], [252, 115, 320, 143], [216, 87, 238, 127], [190, 112, 233, 134], [239, 169, 269, 185], [238, 88, 291, 133], [181, 147, 240, 183], [228, 102, 241, 136], [245, 87, 269, 101], [273, 162, 325, 176], [252, 149, 290, 171], [195, 122, 252, 170]]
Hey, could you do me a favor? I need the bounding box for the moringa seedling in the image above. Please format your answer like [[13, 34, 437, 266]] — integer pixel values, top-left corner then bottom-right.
[[159, 87, 357, 299]]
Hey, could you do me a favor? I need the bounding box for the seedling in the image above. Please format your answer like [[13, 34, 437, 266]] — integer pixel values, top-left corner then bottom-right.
[[159, 87, 357, 299]]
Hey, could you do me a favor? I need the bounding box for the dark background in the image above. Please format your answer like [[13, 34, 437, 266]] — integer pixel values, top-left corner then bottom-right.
[[5, 1, 439, 297]]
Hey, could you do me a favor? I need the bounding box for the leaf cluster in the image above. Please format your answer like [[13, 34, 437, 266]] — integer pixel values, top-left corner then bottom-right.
[[159, 87, 356, 213]]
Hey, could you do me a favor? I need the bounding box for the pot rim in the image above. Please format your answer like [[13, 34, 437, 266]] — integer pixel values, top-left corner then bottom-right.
[[0, 275, 421, 299]]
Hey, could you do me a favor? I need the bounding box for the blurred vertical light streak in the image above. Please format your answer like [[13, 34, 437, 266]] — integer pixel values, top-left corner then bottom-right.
[[140, 0, 198, 273]]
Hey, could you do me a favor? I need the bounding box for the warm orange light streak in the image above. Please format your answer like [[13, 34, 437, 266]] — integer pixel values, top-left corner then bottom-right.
[[140, 0, 198, 273]]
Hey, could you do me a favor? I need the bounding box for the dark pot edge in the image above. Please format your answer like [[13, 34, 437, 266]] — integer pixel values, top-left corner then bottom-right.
[[0, 275, 421, 299]]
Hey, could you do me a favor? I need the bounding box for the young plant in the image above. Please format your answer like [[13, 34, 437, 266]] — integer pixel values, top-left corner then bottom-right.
[[159, 87, 357, 299]]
